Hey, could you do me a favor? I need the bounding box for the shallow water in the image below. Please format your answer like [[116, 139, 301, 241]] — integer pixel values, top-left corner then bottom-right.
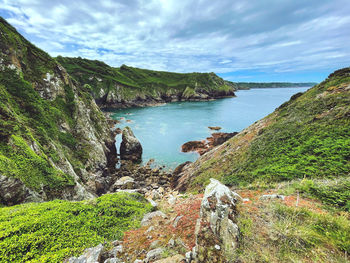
[[110, 87, 309, 170]]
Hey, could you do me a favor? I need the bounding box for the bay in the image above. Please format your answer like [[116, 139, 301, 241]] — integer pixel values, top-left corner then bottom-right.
[[110, 87, 309, 170]]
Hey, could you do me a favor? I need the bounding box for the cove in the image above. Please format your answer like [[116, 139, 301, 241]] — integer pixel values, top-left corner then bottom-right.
[[110, 87, 309, 170]]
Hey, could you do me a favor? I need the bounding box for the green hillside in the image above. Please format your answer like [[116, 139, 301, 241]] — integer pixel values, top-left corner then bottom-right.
[[56, 56, 236, 107], [176, 67, 350, 193], [0, 17, 114, 205]]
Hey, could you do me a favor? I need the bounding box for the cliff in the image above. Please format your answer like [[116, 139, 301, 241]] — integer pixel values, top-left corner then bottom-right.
[[56, 56, 237, 108], [175, 67, 350, 191], [0, 17, 116, 205]]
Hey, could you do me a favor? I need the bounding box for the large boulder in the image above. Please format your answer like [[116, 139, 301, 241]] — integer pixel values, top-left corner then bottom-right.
[[119, 127, 142, 163], [193, 179, 239, 263]]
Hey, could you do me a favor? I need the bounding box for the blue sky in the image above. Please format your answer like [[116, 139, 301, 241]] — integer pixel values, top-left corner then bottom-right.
[[1, 0, 349, 82]]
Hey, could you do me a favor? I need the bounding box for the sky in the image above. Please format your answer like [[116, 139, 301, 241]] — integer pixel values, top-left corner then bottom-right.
[[0, 0, 349, 82]]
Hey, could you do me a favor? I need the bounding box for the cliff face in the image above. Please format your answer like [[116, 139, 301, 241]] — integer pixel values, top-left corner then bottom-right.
[[175, 67, 350, 191], [0, 17, 116, 205], [56, 57, 237, 108]]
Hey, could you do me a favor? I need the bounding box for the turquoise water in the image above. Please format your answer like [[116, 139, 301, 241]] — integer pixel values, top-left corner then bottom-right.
[[110, 87, 309, 170]]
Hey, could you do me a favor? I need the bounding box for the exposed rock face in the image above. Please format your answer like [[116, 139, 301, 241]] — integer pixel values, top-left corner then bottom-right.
[[208, 132, 238, 147], [0, 175, 41, 205], [120, 127, 142, 162], [193, 179, 239, 263]]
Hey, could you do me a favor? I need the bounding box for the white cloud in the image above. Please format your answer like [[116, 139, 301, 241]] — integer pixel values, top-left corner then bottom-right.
[[0, 0, 349, 78]]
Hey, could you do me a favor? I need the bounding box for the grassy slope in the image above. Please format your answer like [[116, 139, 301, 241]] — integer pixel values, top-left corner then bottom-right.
[[0, 17, 108, 202], [56, 56, 236, 103], [182, 67, 350, 193], [0, 192, 152, 262]]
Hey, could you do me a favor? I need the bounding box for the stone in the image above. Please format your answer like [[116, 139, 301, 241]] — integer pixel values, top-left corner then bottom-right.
[[154, 254, 186, 263], [173, 215, 183, 228], [168, 195, 177, 206], [145, 247, 165, 262], [259, 194, 285, 201], [193, 179, 239, 263], [150, 240, 161, 249], [141, 211, 167, 227], [120, 127, 142, 162], [147, 198, 158, 209], [113, 176, 135, 189], [0, 175, 41, 205], [104, 258, 122, 263], [65, 243, 104, 263], [208, 126, 221, 130]]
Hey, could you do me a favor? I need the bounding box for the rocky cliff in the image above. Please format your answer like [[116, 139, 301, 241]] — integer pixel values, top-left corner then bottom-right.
[[175, 67, 350, 191], [0, 17, 116, 205], [56, 56, 237, 108]]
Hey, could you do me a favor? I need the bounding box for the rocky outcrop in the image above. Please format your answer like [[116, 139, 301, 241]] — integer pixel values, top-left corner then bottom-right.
[[181, 132, 237, 156], [120, 127, 143, 162], [192, 179, 239, 263], [0, 175, 41, 205]]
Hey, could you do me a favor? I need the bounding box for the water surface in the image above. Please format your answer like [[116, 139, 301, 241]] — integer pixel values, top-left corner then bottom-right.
[[110, 87, 309, 170]]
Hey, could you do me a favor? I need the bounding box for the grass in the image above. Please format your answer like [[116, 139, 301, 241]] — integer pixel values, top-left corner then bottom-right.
[[0, 192, 152, 263], [235, 200, 350, 262]]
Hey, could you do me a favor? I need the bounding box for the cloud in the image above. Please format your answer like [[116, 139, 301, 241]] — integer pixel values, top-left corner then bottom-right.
[[0, 0, 349, 81]]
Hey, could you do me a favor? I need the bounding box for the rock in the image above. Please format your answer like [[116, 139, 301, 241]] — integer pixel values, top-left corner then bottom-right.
[[120, 127, 142, 163], [154, 254, 186, 263], [145, 247, 165, 262], [150, 240, 162, 249], [207, 132, 238, 147], [259, 194, 285, 201], [145, 226, 154, 234], [65, 243, 104, 263], [113, 176, 135, 189], [192, 179, 239, 263], [0, 175, 41, 205], [147, 198, 158, 209], [167, 238, 175, 247], [104, 258, 122, 263], [173, 215, 183, 228], [134, 260, 143, 263], [141, 211, 167, 227], [181, 141, 207, 153], [185, 251, 192, 261], [168, 195, 177, 206], [208, 126, 221, 130]]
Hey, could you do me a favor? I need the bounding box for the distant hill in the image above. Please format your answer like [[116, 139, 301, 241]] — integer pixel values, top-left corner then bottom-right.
[[236, 82, 317, 90], [56, 56, 237, 108]]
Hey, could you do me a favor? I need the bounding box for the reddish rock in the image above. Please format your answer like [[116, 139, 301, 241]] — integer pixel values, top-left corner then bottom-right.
[[181, 132, 237, 156], [208, 126, 221, 130]]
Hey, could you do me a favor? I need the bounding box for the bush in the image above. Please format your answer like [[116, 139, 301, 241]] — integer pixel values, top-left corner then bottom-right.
[[0, 192, 152, 262]]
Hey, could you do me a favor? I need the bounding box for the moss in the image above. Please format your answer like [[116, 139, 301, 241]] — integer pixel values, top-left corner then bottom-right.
[[0, 192, 152, 262]]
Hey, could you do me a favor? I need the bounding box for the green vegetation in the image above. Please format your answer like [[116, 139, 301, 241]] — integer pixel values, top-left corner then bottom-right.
[[236, 82, 317, 90], [0, 192, 152, 262], [236, 202, 350, 262], [56, 56, 236, 104], [282, 177, 350, 211], [0, 17, 109, 203], [186, 68, 350, 190]]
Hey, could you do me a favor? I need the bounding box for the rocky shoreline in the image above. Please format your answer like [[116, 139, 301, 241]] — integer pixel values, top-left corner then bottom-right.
[[99, 93, 236, 109]]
